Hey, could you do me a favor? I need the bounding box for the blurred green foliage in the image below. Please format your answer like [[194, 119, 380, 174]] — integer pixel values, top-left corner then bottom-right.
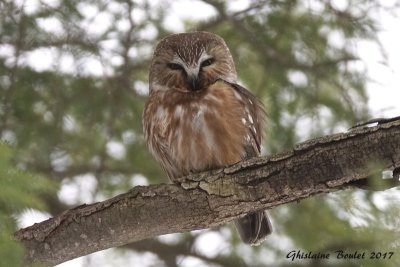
[[0, 142, 55, 267], [0, 0, 399, 266]]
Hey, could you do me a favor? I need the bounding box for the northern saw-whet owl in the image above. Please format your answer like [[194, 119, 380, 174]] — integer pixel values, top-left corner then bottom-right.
[[143, 31, 272, 245]]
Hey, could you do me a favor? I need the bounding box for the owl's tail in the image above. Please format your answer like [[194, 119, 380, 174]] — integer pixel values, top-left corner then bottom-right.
[[234, 210, 272, 245]]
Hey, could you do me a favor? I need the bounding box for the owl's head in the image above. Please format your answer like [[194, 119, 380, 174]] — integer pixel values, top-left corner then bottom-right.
[[149, 32, 237, 93]]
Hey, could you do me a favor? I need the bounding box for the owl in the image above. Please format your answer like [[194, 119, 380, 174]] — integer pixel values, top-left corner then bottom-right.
[[143, 31, 272, 245]]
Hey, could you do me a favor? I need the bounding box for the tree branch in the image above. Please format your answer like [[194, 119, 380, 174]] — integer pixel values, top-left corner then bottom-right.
[[15, 117, 400, 266]]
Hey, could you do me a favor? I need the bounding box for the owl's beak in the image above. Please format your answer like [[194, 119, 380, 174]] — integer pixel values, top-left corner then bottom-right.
[[186, 74, 201, 91]]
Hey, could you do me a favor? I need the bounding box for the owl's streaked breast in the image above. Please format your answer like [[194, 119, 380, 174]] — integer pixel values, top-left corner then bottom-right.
[[144, 80, 252, 180]]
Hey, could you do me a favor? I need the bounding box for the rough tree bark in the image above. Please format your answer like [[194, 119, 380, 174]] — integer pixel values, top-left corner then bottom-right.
[[15, 117, 400, 266]]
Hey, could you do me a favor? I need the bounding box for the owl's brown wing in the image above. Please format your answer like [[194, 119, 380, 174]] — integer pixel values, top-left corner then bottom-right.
[[228, 82, 266, 158], [224, 81, 272, 245]]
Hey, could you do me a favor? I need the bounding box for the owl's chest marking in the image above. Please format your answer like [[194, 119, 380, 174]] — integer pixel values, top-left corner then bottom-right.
[[173, 102, 216, 153], [161, 82, 249, 175]]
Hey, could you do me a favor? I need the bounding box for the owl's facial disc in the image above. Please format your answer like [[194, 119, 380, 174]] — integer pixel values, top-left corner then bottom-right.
[[169, 51, 214, 92]]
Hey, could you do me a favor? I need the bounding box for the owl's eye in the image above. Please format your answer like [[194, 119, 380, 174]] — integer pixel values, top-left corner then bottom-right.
[[200, 58, 215, 68], [167, 63, 183, 70]]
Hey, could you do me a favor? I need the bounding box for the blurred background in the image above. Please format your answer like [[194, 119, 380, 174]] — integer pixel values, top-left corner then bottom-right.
[[1, 0, 400, 266]]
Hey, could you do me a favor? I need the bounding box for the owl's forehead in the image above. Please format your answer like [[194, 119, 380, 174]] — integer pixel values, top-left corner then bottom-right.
[[155, 32, 224, 65], [173, 42, 207, 65]]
